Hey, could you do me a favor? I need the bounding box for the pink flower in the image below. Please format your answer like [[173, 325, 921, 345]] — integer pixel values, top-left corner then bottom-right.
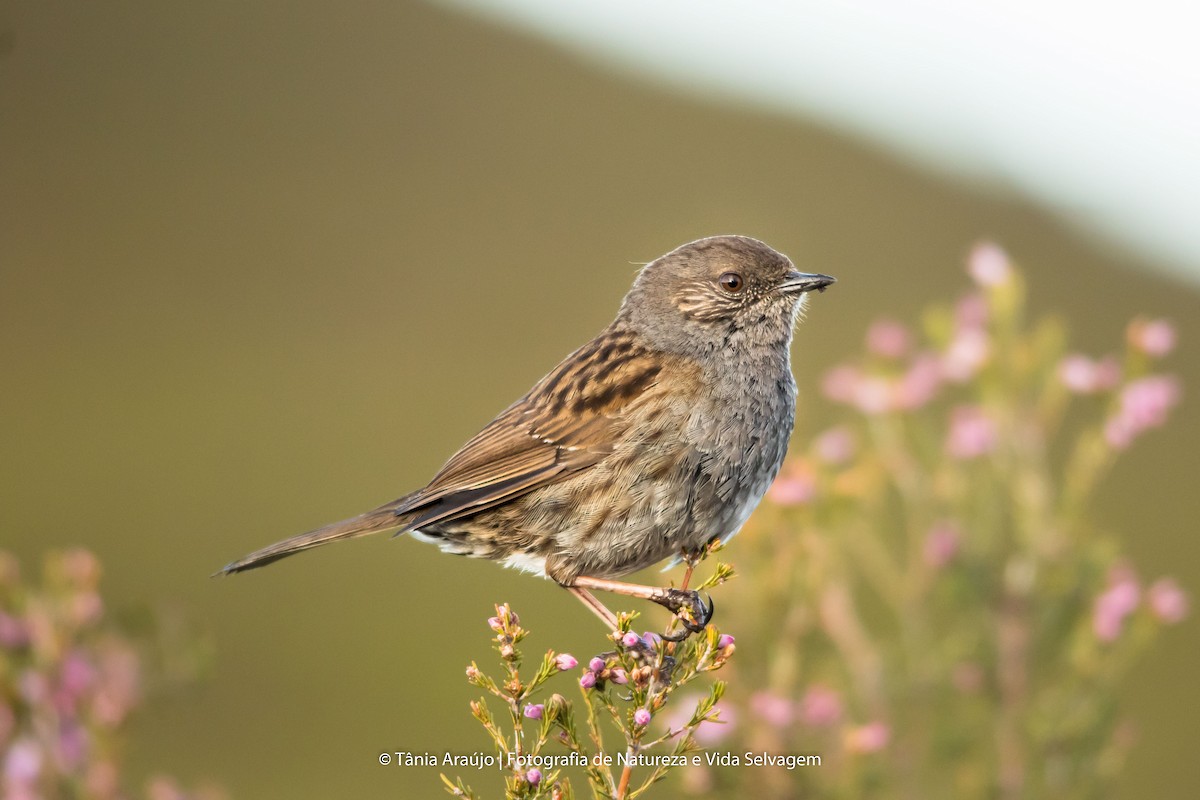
[[523, 703, 544, 720], [554, 653, 577, 671], [633, 708, 652, 726], [525, 768, 542, 786], [1104, 375, 1182, 450], [716, 634, 735, 650], [1128, 318, 1176, 357], [588, 657, 606, 673], [579, 671, 596, 689], [610, 669, 629, 685], [845, 721, 891, 754], [1148, 578, 1189, 624], [56, 723, 88, 769], [767, 462, 817, 506], [0, 612, 30, 649], [923, 522, 961, 569], [967, 242, 1012, 287], [895, 354, 943, 410], [824, 360, 948, 416], [1059, 355, 1095, 393], [663, 699, 737, 745], [813, 427, 856, 465], [59, 649, 97, 703], [798, 685, 842, 727], [850, 375, 894, 415], [821, 365, 860, 404], [942, 328, 990, 383], [866, 319, 912, 358], [750, 690, 794, 728], [3, 738, 42, 787], [945, 406, 996, 459], [699, 705, 736, 744], [1092, 603, 1124, 642], [621, 631, 641, 649], [1119, 376, 1181, 428], [1093, 566, 1140, 643], [1059, 354, 1121, 394]]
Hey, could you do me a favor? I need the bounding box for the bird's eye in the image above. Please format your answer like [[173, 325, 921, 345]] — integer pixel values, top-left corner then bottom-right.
[[718, 272, 744, 293]]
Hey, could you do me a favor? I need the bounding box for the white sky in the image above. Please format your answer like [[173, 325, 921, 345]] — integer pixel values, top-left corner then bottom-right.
[[436, 0, 1200, 284]]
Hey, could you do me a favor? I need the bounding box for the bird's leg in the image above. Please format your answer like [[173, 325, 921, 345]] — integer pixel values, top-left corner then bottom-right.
[[566, 586, 663, 671], [570, 575, 713, 634], [566, 586, 621, 631], [661, 550, 701, 644]]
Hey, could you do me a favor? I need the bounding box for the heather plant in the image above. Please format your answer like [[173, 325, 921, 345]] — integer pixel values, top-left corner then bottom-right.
[[0, 549, 220, 800], [447, 552, 736, 800], [705, 244, 1188, 799]]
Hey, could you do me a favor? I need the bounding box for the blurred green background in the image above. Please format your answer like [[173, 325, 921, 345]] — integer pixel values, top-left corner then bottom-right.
[[1, 2, 1196, 797]]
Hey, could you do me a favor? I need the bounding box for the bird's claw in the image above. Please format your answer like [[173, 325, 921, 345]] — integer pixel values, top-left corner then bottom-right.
[[657, 588, 714, 635]]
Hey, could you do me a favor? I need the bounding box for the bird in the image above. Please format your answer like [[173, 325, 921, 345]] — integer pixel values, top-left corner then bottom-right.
[[217, 235, 834, 635]]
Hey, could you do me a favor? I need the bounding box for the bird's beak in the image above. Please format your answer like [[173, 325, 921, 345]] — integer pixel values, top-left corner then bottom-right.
[[780, 271, 837, 294]]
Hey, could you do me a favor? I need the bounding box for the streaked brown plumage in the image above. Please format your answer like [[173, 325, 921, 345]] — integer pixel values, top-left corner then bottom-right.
[[218, 235, 834, 631]]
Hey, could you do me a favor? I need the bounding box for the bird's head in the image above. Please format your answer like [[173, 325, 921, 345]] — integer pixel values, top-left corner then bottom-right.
[[619, 235, 835, 357]]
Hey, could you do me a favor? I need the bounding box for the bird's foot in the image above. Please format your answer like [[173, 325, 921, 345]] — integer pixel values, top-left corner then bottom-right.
[[654, 588, 713, 638]]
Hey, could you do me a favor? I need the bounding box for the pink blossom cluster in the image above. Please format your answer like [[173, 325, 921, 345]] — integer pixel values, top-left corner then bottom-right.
[[821, 353, 945, 417], [1127, 318, 1176, 357], [821, 263, 999, 416], [766, 458, 818, 506], [660, 697, 737, 747], [739, 684, 888, 753], [1093, 564, 1189, 643], [966, 242, 1014, 288], [1059, 318, 1175, 398], [1104, 375, 1182, 450], [739, 249, 1189, 795], [945, 405, 997, 460], [746, 684, 848, 731], [0, 550, 221, 800], [1058, 354, 1121, 394]]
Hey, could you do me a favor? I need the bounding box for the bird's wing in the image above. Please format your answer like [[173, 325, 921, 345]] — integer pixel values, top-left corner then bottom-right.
[[396, 332, 679, 529]]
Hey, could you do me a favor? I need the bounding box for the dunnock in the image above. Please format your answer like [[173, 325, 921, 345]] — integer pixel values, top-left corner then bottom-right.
[[219, 235, 834, 634]]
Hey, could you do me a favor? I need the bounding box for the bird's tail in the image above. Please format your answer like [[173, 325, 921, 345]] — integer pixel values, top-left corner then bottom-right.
[[215, 496, 411, 575]]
